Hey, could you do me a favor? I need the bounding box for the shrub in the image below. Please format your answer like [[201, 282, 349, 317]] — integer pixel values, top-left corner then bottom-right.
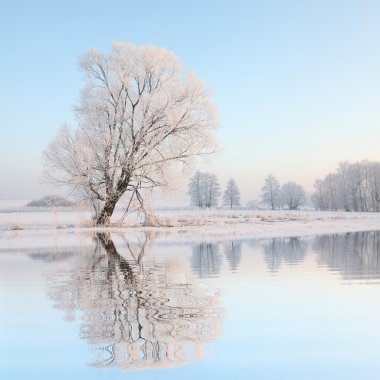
[[27, 195, 74, 208]]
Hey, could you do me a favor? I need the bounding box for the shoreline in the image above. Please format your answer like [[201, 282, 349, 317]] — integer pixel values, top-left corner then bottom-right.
[[1, 209, 380, 247]]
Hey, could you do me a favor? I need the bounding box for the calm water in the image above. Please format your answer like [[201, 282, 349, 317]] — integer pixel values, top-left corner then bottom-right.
[[2, 231, 380, 379]]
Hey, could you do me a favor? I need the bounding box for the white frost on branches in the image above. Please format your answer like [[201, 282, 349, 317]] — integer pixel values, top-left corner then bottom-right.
[[43, 42, 218, 224], [260, 174, 281, 210], [187, 171, 221, 208], [223, 178, 241, 209], [280, 182, 306, 210], [313, 160, 380, 212]]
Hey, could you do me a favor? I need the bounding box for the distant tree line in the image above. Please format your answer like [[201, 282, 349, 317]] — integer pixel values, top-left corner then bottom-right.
[[188, 172, 241, 209], [312, 161, 380, 212], [260, 175, 305, 210], [27, 195, 74, 208], [190, 161, 380, 213]]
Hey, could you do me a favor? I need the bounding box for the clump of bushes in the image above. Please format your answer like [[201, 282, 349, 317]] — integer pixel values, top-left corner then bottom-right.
[[27, 195, 74, 208], [7, 223, 25, 230]]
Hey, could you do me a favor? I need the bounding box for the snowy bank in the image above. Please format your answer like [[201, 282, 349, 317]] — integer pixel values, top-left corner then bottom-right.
[[1, 209, 380, 244]]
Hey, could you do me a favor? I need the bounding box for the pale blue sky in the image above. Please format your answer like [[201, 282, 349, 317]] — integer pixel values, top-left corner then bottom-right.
[[1, 0, 380, 201]]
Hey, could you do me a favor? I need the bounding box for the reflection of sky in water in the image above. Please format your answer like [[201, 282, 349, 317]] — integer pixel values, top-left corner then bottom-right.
[[2, 231, 380, 379]]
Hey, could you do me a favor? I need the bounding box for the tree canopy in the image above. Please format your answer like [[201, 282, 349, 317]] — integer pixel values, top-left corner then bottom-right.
[[44, 42, 218, 224]]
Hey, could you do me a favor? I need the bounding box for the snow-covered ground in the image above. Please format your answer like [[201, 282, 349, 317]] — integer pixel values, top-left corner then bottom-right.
[[1, 203, 380, 242]]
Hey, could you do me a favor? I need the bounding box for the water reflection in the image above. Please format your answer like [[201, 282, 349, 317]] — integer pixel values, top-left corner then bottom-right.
[[223, 241, 242, 272], [191, 242, 222, 278], [27, 246, 101, 263], [29, 250, 75, 262], [263, 237, 307, 272], [5, 230, 380, 379], [313, 231, 380, 280], [48, 233, 222, 371]]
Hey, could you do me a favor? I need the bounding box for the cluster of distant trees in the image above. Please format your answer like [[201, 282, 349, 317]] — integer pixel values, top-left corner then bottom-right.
[[188, 172, 306, 211], [27, 195, 74, 208], [312, 161, 380, 212], [259, 161, 380, 212], [188, 171, 241, 209], [260, 175, 306, 210]]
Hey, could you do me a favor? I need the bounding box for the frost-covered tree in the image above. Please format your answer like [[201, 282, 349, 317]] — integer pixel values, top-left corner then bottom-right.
[[336, 162, 350, 211], [187, 171, 206, 208], [223, 178, 241, 209], [312, 160, 380, 212], [27, 195, 74, 208], [205, 173, 221, 208], [260, 174, 281, 210], [312, 179, 329, 210], [280, 182, 305, 210], [188, 172, 220, 208], [43, 42, 218, 225]]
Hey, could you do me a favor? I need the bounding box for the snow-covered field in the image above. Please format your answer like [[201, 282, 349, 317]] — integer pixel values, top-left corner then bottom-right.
[[1, 201, 380, 242]]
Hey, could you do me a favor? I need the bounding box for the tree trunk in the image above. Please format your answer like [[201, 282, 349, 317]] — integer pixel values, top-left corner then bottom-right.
[[96, 233, 134, 279], [96, 199, 118, 225]]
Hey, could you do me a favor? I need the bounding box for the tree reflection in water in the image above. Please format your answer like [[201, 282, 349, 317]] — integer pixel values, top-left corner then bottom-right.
[[191, 242, 222, 278], [263, 237, 307, 272], [223, 241, 242, 272], [48, 233, 222, 371], [313, 231, 380, 280]]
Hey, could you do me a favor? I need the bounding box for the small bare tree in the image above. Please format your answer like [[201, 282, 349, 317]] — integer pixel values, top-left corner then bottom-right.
[[187, 171, 220, 208], [205, 173, 221, 208], [187, 171, 207, 208], [260, 174, 280, 210], [44, 42, 218, 225], [223, 178, 241, 209], [280, 182, 305, 210]]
